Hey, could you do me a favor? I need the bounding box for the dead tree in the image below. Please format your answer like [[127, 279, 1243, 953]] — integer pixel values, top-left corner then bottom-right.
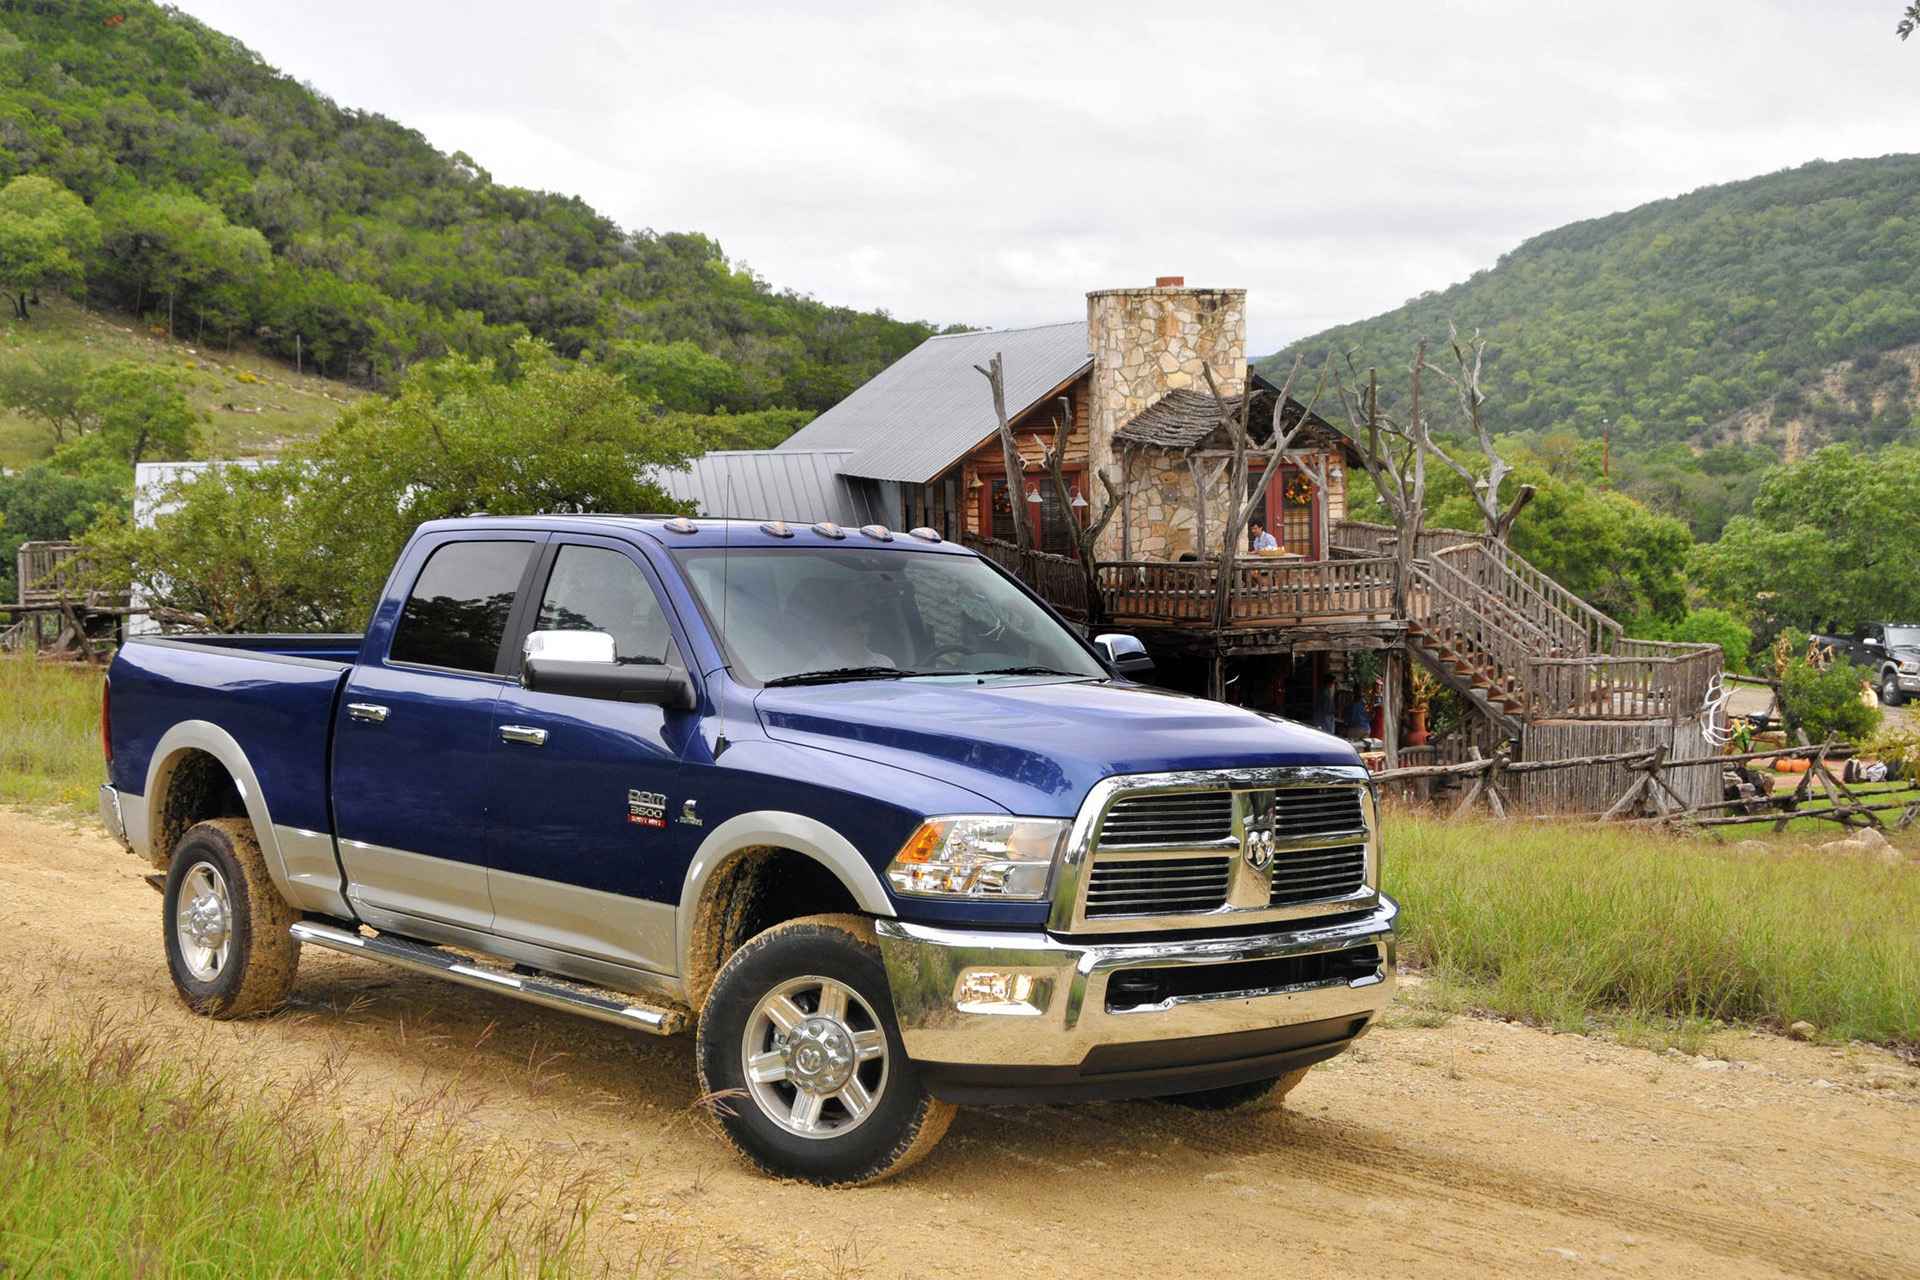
[[973, 352, 1033, 552], [1199, 355, 1330, 631], [1419, 324, 1534, 544], [1332, 344, 1430, 618], [1036, 395, 1121, 623]]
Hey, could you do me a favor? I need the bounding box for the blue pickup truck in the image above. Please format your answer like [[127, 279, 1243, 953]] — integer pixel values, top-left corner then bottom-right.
[[99, 515, 1397, 1185]]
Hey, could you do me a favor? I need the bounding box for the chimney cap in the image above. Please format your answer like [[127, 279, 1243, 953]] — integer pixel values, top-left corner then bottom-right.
[[1155, 276, 1185, 288]]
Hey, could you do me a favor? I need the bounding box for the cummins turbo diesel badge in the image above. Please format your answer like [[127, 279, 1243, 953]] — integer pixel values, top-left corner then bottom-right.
[[627, 789, 667, 827]]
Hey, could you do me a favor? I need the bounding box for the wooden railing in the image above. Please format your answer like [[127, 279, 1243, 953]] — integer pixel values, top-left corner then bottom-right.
[[966, 535, 1394, 626], [964, 536, 1089, 615], [15, 541, 84, 607], [1524, 642, 1721, 722]]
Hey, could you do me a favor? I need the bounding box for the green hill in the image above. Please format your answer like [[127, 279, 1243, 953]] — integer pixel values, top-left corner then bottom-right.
[[0, 0, 939, 407], [1258, 154, 1920, 460]]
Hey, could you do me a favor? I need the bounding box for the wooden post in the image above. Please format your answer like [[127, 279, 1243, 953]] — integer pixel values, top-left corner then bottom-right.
[[1382, 650, 1401, 770], [1208, 651, 1226, 703]]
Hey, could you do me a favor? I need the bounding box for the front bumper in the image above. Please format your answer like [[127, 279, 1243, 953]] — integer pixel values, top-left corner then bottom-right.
[[876, 897, 1397, 1104], [1895, 672, 1920, 693]]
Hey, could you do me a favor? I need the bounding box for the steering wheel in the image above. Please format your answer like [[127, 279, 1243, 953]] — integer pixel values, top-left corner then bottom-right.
[[924, 643, 971, 670]]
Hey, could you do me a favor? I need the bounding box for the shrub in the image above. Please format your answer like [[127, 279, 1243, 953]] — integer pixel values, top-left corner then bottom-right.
[[1770, 630, 1883, 744]]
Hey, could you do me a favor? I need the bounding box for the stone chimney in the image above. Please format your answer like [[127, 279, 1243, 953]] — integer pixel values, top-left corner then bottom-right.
[[1087, 282, 1247, 557]]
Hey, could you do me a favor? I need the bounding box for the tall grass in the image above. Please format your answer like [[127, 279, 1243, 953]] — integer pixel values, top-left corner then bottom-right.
[[0, 652, 104, 815], [1385, 810, 1920, 1045], [0, 1010, 605, 1277]]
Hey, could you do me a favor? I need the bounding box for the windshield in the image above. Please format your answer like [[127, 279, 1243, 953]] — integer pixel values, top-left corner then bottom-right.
[[1888, 626, 1920, 649], [671, 547, 1109, 687]]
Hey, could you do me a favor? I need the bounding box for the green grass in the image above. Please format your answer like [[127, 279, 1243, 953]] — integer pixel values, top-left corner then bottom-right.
[[0, 651, 104, 816], [1, 296, 357, 471], [0, 1011, 604, 1277], [1385, 809, 1920, 1047]]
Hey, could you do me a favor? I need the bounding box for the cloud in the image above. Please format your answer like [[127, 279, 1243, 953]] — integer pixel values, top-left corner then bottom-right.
[[176, 0, 1920, 352]]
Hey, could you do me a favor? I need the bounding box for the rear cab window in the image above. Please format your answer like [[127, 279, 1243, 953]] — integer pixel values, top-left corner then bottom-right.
[[388, 539, 538, 674]]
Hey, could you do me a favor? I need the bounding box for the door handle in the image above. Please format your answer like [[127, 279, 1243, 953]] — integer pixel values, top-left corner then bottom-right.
[[346, 703, 390, 723], [499, 724, 549, 747]]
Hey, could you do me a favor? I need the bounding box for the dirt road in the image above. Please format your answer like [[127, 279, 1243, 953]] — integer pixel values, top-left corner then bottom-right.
[[3, 808, 1916, 1279]]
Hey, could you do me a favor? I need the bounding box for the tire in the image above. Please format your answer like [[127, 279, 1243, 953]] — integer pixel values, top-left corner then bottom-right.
[[162, 818, 300, 1019], [1881, 672, 1905, 708], [696, 913, 954, 1186], [1162, 1065, 1312, 1112]]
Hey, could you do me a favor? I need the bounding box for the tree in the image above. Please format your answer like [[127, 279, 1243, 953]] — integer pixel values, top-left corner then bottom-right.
[[1333, 344, 1434, 619], [608, 339, 748, 414], [0, 175, 98, 321], [75, 361, 199, 467], [974, 352, 1034, 552], [83, 340, 696, 632], [103, 193, 269, 342], [1418, 325, 1534, 543], [0, 349, 93, 444], [1034, 394, 1120, 623], [1692, 446, 1920, 636], [1901, 4, 1919, 39], [1201, 355, 1330, 629]]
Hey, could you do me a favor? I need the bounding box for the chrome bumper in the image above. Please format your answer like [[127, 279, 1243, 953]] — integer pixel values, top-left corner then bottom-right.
[[876, 898, 1396, 1099], [98, 783, 128, 848], [1897, 673, 1920, 692]]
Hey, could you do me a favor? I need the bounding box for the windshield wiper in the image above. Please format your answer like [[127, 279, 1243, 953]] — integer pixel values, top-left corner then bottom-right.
[[968, 666, 1096, 678], [764, 665, 927, 687]]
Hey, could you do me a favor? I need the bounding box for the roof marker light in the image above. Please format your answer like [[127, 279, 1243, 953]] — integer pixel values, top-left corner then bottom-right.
[[760, 520, 795, 538], [859, 524, 894, 542], [811, 521, 847, 540], [662, 517, 698, 535], [908, 526, 942, 542]]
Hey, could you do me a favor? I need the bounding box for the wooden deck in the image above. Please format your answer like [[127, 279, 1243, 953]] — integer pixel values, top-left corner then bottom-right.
[[966, 529, 1722, 730]]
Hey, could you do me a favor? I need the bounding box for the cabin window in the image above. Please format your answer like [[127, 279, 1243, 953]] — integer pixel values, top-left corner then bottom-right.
[[988, 476, 1081, 556]]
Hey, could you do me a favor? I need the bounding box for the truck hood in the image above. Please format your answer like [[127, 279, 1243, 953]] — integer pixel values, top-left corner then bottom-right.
[[753, 677, 1360, 818]]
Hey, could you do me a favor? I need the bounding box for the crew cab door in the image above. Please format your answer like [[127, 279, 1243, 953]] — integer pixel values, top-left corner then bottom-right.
[[482, 537, 702, 975], [332, 534, 545, 932]]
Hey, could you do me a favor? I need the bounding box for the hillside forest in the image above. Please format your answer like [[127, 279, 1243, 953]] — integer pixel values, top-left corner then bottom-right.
[[0, 3, 1915, 682]]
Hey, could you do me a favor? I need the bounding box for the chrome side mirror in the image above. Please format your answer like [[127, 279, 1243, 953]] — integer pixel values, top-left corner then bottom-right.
[[1094, 632, 1156, 680], [524, 629, 616, 664]]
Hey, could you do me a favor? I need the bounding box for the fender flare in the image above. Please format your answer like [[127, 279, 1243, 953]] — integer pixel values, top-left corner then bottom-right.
[[676, 811, 896, 976], [141, 721, 302, 909]]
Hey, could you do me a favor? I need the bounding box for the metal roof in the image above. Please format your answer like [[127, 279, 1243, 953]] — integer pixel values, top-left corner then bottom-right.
[[651, 449, 885, 526], [777, 321, 1092, 483]]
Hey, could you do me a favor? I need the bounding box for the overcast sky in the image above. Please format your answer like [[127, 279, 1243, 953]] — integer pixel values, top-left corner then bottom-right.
[[174, 1, 1920, 355]]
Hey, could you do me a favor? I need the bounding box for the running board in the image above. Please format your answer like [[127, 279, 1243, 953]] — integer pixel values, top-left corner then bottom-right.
[[289, 920, 687, 1036]]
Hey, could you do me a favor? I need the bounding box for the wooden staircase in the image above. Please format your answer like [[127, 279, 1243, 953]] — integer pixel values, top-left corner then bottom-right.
[[1399, 534, 1626, 736]]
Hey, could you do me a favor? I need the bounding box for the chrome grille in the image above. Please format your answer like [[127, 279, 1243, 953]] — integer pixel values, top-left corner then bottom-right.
[[1085, 856, 1232, 917], [1272, 787, 1366, 838], [1271, 843, 1367, 905], [1097, 791, 1234, 847]]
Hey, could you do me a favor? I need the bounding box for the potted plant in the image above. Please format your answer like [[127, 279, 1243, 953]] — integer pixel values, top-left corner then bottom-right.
[[1406, 665, 1437, 747]]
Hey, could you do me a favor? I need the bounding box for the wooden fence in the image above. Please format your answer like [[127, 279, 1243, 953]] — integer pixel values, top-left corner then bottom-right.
[[15, 541, 84, 607], [1373, 737, 1915, 831]]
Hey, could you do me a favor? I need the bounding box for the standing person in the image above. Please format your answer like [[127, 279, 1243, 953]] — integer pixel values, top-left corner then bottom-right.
[[1249, 520, 1279, 553], [1314, 681, 1337, 735]]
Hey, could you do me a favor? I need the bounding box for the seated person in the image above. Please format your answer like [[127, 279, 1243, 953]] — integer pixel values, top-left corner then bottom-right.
[[1249, 520, 1280, 553]]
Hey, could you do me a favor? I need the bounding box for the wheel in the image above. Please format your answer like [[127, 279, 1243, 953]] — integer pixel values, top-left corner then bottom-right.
[[1881, 672, 1905, 707], [1162, 1065, 1312, 1112], [162, 818, 300, 1018], [696, 913, 954, 1186]]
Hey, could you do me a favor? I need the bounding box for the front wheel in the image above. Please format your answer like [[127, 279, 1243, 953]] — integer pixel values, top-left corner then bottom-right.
[[1882, 672, 1906, 708], [696, 914, 953, 1186], [162, 819, 300, 1018]]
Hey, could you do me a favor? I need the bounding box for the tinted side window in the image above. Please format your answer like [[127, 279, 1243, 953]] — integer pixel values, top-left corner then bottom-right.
[[536, 545, 678, 666], [389, 540, 535, 673]]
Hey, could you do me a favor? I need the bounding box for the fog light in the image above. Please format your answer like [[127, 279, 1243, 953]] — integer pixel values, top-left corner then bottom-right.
[[954, 969, 1052, 1015]]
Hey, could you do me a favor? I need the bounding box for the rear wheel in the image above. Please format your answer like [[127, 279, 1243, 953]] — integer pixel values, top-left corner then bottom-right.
[[1882, 672, 1905, 707], [1162, 1065, 1312, 1112], [162, 819, 300, 1018], [696, 914, 953, 1186]]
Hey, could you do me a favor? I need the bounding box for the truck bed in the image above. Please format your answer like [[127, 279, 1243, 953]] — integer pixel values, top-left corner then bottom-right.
[[107, 635, 361, 837]]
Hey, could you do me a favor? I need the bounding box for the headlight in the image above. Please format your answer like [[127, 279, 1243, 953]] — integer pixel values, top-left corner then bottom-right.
[[886, 816, 1068, 900], [1899, 661, 1919, 674]]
